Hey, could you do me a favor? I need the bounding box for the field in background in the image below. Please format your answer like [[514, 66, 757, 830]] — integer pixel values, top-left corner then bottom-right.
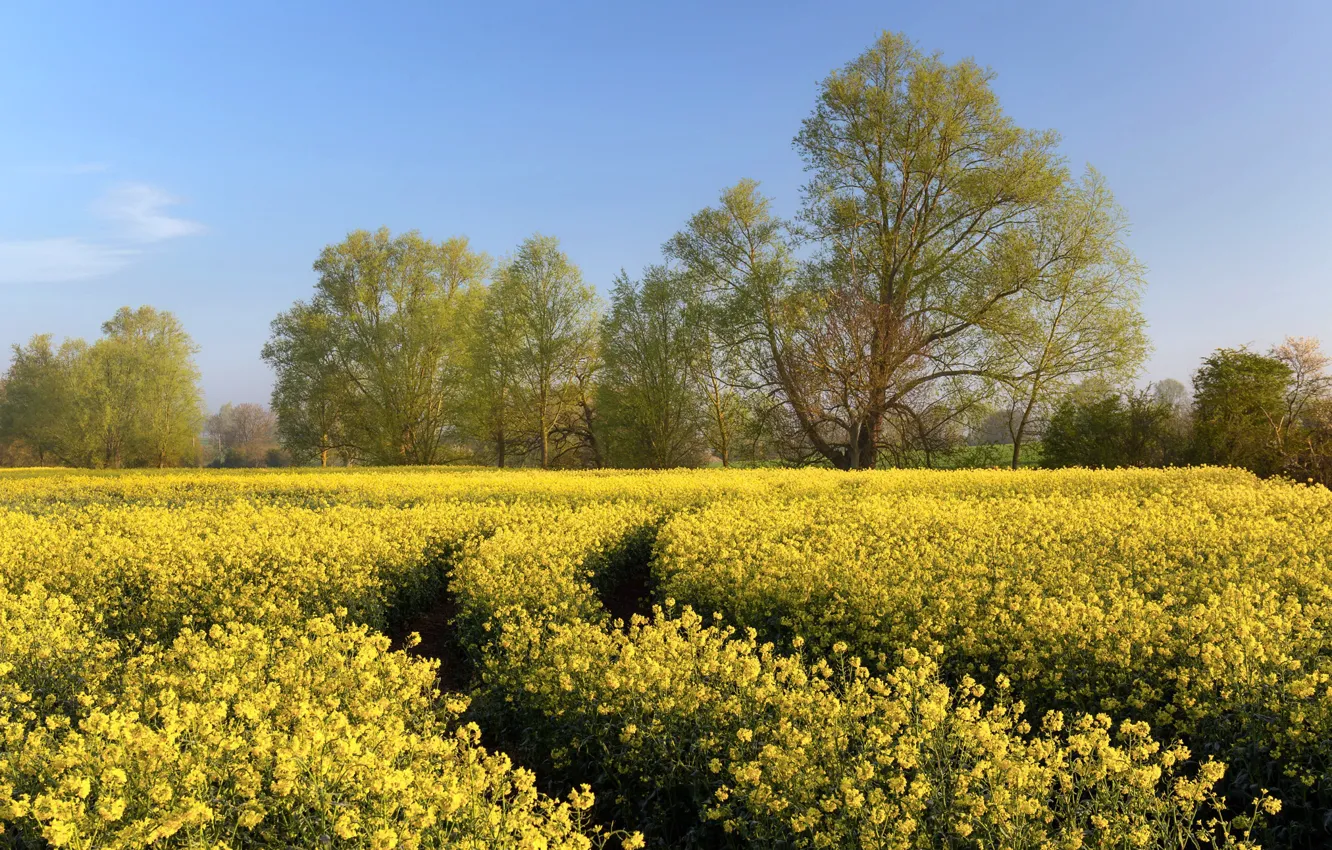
[[1, 467, 1327, 849]]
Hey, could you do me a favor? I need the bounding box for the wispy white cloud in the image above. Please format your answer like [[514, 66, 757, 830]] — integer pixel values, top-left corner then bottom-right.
[[0, 238, 136, 284], [0, 180, 203, 285], [93, 182, 205, 243]]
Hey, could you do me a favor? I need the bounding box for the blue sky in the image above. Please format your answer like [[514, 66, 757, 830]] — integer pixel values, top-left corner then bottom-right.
[[2, 1, 1329, 409]]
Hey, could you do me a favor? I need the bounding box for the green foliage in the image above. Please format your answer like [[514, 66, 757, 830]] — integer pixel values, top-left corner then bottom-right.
[[1192, 347, 1292, 476], [660, 34, 1147, 471], [1041, 384, 1185, 469], [262, 228, 487, 465], [466, 271, 526, 467], [995, 169, 1150, 467], [0, 308, 204, 469], [597, 267, 708, 468], [483, 235, 600, 469], [0, 334, 78, 465]]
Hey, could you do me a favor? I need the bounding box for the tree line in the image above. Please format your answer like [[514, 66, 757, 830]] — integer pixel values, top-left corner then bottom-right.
[[1037, 338, 1332, 485], [0, 306, 203, 468], [1, 32, 1326, 482], [259, 32, 1150, 471], [0, 305, 289, 469]]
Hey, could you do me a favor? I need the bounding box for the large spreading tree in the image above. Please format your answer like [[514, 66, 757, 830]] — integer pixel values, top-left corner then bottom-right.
[[670, 33, 1145, 469]]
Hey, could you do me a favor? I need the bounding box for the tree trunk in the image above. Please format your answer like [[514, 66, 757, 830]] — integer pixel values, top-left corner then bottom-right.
[[538, 379, 551, 469], [860, 423, 877, 470], [1012, 389, 1038, 470], [497, 429, 506, 468], [848, 413, 879, 470]]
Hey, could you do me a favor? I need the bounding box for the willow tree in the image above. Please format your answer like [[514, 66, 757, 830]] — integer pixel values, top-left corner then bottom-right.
[[672, 33, 1139, 469], [263, 228, 486, 465], [94, 306, 205, 468], [0, 334, 78, 464]]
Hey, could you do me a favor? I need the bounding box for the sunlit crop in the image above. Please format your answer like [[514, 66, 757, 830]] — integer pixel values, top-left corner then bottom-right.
[[0, 466, 1317, 847]]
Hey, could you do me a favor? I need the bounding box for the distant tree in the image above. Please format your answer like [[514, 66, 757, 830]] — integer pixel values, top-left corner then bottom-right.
[[1041, 381, 1183, 469], [1149, 378, 1193, 462], [206, 402, 278, 467], [1271, 336, 1332, 485], [1152, 378, 1190, 414], [263, 228, 486, 465], [0, 335, 77, 464], [91, 306, 204, 468], [598, 267, 708, 468], [489, 235, 599, 468], [1271, 337, 1331, 453], [0, 307, 203, 468], [1192, 347, 1291, 476], [995, 170, 1149, 468], [971, 407, 1018, 447]]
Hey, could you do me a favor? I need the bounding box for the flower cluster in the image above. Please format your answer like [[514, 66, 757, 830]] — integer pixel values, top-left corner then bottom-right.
[[654, 472, 1332, 833], [478, 606, 1273, 849], [1, 613, 622, 848]]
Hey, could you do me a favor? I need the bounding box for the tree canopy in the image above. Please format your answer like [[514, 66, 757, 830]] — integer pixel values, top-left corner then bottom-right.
[[262, 228, 486, 465], [1192, 347, 1292, 476], [597, 266, 708, 468], [667, 34, 1147, 469], [0, 307, 203, 468]]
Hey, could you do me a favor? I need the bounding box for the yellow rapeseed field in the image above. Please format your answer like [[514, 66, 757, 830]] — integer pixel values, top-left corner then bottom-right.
[[0, 466, 1320, 848]]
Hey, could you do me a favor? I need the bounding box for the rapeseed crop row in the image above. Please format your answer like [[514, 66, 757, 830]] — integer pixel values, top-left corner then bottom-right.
[[0, 495, 641, 849], [654, 474, 1332, 842], [0, 467, 1317, 847], [0, 465, 1254, 510]]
